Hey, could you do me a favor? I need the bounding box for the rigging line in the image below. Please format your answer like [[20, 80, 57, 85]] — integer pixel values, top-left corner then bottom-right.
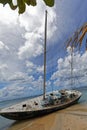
[[75, 77, 82, 87]]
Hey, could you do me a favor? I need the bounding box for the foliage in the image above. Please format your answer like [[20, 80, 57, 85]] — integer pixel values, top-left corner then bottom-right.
[[66, 23, 87, 50], [0, 0, 55, 14]]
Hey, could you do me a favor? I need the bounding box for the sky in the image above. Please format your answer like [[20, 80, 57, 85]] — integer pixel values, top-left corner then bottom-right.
[[0, 0, 87, 101]]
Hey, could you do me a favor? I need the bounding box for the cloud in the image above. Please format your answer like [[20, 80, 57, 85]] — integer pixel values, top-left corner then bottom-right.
[[8, 72, 27, 81], [0, 74, 43, 100], [0, 4, 18, 25], [17, 0, 57, 60], [0, 41, 9, 58], [0, 41, 9, 50], [0, 64, 8, 81], [0, 0, 87, 100], [51, 47, 87, 89], [26, 61, 43, 74], [18, 32, 43, 59], [0, 1, 55, 99], [0, 84, 25, 100]]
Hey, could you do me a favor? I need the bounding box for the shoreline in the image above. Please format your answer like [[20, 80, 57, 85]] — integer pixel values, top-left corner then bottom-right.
[[7, 103, 87, 130]]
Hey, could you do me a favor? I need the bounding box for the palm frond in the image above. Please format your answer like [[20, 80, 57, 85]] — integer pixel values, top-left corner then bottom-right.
[[66, 22, 87, 50]]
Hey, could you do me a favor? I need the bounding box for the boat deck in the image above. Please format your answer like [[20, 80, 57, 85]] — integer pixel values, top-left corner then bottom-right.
[[0, 90, 82, 114], [0, 96, 43, 113]]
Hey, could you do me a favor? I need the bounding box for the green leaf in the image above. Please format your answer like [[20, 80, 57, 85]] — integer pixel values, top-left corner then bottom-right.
[[24, 0, 36, 6], [30, 0, 36, 6], [0, 0, 8, 5], [17, 0, 26, 14], [0, 0, 55, 14], [9, 3, 17, 10], [24, 0, 31, 5], [43, 0, 54, 7], [0, 0, 17, 10]]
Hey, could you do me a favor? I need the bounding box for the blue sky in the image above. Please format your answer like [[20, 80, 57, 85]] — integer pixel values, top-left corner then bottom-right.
[[0, 0, 87, 100]]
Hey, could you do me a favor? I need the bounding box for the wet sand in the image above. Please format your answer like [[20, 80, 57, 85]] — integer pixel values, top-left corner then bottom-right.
[[7, 104, 87, 130]]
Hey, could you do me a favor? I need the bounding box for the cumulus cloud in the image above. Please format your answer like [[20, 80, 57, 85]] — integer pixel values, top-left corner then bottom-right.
[[18, 32, 43, 59], [32, 76, 43, 90], [0, 0, 87, 100], [0, 75, 43, 100], [0, 64, 8, 81], [0, 4, 18, 25], [0, 1, 57, 100], [17, 0, 57, 59], [26, 61, 43, 74], [8, 72, 27, 81], [51, 47, 87, 89], [0, 41, 9, 58], [0, 41, 9, 50], [0, 84, 25, 100]]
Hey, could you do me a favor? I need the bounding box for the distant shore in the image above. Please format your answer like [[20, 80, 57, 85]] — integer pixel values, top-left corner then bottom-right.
[[7, 103, 87, 130]]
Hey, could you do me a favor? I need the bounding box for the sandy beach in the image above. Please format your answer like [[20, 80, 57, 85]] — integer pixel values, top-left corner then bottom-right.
[[7, 103, 87, 130]]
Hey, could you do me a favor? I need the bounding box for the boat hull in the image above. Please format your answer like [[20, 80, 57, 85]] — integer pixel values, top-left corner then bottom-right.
[[0, 95, 81, 120]]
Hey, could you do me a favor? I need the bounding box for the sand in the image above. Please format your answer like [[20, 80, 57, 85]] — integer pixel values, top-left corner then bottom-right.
[[7, 104, 87, 130]]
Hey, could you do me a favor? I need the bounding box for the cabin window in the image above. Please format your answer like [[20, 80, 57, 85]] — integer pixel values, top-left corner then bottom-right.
[[22, 104, 26, 107], [34, 101, 38, 105]]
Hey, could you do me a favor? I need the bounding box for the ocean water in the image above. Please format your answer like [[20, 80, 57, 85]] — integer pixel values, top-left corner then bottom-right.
[[0, 87, 87, 130]]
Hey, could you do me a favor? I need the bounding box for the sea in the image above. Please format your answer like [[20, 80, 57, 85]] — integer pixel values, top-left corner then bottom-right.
[[0, 87, 87, 130]]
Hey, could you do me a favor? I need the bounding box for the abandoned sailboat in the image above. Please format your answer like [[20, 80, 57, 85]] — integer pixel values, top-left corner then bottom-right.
[[0, 11, 82, 120]]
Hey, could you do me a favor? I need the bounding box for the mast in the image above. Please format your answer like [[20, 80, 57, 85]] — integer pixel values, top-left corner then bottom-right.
[[43, 10, 47, 100], [71, 47, 74, 88]]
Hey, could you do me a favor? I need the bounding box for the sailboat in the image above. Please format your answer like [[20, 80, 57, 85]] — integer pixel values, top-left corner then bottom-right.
[[0, 11, 82, 120]]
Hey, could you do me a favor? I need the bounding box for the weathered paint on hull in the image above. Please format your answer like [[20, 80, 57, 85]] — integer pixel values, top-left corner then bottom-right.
[[0, 96, 81, 120]]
